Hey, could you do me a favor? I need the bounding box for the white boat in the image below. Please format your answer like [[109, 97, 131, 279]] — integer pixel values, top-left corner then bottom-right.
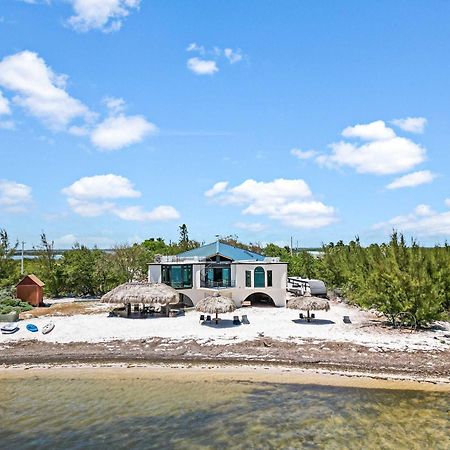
[[1, 323, 19, 334], [42, 322, 55, 335]]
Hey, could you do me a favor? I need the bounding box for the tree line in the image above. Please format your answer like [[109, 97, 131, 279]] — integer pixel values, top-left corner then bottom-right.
[[1, 225, 449, 326]]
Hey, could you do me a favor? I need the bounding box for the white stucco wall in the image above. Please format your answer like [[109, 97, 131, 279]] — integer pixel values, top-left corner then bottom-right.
[[148, 262, 288, 307]]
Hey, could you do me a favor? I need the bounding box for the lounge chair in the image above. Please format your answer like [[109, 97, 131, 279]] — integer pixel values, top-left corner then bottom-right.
[[311, 313, 315, 319], [343, 315, 352, 324], [299, 313, 304, 319], [233, 316, 241, 325], [241, 314, 250, 324], [199, 314, 205, 322], [206, 315, 212, 322]]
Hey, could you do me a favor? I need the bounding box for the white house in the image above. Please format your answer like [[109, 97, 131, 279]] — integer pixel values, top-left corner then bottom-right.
[[148, 241, 287, 307]]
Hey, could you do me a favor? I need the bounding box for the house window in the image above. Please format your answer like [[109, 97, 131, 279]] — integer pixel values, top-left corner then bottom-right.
[[161, 265, 193, 289], [245, 270, 251, 287], [254, 266, 265, 288], [267, 270, 273, 287]]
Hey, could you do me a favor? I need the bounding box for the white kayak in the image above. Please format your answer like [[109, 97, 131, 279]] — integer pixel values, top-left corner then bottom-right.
[[1, 323, 19, 334], [42, 322, 55, 335]]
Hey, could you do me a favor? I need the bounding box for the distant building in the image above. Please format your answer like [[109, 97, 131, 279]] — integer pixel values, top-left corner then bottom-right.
[[16, 274, 45, 307], [148, 241, 287, 307]]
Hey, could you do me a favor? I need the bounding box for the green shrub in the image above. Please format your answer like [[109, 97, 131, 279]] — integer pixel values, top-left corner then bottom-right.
[[0, 287, 33, 314]]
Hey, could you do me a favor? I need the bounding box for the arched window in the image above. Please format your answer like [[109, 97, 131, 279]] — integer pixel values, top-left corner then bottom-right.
[[254, 266, 265, 288]]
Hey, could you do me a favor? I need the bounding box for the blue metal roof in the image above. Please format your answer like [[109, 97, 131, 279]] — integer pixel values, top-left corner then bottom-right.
[[179, 241, 265, 261]]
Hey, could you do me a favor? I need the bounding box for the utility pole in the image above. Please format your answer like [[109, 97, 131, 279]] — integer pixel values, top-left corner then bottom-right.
[[21, 241, 25, 275], [290, 236, 293, 255]]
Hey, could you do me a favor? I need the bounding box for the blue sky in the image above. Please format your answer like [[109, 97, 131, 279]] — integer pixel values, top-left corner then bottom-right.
[[0, 0, 449, 248]]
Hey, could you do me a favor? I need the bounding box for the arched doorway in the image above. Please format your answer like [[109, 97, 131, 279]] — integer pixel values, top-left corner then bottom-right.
[[254, 266, 265, 288], [180, 294, 194, 308], [244, 292, 275, 307]]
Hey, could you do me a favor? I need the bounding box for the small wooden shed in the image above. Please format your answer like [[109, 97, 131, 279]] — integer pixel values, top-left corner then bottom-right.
[[16, 274, 45, 307]]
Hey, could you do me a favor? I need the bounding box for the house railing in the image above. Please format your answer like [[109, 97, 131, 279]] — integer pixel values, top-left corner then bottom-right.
[[200, 279, 236, 289]]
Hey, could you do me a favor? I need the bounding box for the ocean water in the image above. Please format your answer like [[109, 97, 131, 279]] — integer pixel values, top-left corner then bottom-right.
[[1, 371, 449, 450]]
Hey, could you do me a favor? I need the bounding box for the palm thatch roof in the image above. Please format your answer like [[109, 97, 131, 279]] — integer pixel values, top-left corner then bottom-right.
[[195, 292, 236, 314], [101, 282, 179, 305], [287, 295, 330, 311]]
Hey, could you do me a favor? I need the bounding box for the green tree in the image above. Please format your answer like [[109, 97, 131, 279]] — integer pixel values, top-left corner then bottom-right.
[[35, 233, 63, 297], [0, 229, 19, 287]]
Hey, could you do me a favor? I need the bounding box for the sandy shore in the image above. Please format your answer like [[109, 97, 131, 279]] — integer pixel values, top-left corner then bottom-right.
[[1, 336, 449, 384], [1, 363, 449, 392], [2, 302, 449, 384]]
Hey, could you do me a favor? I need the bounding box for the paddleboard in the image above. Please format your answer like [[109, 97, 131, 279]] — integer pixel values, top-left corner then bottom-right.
[[1, 323, 19, 334], [26, 324, 38, 332], [42, 322, 55, 335]]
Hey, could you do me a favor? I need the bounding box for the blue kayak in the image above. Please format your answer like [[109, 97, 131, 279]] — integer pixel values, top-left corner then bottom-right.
[[26, 324, 38, 332]]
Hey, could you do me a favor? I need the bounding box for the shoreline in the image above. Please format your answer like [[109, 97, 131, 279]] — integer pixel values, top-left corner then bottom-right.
[[1, 361, 449, 392], [1, 337, 449, 389]]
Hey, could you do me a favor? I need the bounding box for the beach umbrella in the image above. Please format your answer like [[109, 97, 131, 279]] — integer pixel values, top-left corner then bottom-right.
[[101, 282, 179, 307], [287, 295, 330, 321], [195, 292, 236, 324]]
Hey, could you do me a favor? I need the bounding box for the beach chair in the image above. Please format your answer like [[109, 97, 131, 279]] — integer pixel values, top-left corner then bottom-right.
[[233, 316, 241, 325], [311, 313, 315, 319], [299, 313, 304, 319], [199, 314, 205, 322], [343, 315, 352, 324], [206, 315, 212, 322], [241, 314, 250, 324]]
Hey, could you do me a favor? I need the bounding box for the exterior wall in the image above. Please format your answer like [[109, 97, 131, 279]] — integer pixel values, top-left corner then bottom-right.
[[148, 262, 288, 307], [16, 285, 43, 307]]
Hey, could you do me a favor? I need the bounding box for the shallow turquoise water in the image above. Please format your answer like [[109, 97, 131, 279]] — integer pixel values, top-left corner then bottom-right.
[[1, 373, 449, 449]]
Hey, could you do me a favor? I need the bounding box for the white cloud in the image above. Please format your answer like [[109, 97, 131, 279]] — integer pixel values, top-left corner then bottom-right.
[[67, 0, 140, 33], [186, 44, 244, 75], [291, 148, 317, 160], [414, 204, 434, 216], [186, 43, 205, 55], [391, 117, 427, 134], [445, 198, 450, 208], [187, 57, 218, 75], [342, 120, 396, 141], [90, 114, 157, 150], [67, 198, 115, 217], [205, 181, 228, 198], [234, 222, 266, 232], [104, 96, 125, 114], [0, 51, 154, 150], [62, 174, 141, 199], [0, 179, 32, 212], [373, 200, 450, 237], [63, 174, 179, 222], [0, 90, 11, 115], [206, 178, 336, 229], [112, 205, 180, 222], [386, 170, 436, 190], [224, 48, 243, 64], [54, 234, 78, 247], [0, 120, 15, 130], [317, 120, 426, 175], [0, 51, 92, 129]]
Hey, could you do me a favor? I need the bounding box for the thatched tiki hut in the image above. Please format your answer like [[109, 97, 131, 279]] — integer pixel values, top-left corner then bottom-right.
[[287, 295, 330, 322], [101, 282, 179, 317], [195, 292, 236, 324]]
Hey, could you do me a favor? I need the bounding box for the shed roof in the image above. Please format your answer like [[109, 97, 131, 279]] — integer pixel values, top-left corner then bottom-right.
[[16, 274, 45, 287], [179, 241, 265, 262]]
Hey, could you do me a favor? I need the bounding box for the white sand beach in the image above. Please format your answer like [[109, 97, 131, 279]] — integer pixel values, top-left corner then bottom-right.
[[1, 299, 449, 352]]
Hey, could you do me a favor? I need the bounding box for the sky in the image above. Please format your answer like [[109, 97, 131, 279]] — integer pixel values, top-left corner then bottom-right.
[[0, 0, 449, 249]]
